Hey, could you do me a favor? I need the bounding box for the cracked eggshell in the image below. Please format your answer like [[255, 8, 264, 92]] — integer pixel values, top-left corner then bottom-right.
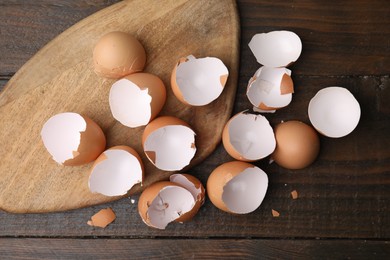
[[249, 30, 302, 68], [88, 146, 144, 196], [41, 112, 106, 166], [142, 116, 196, 171], [222, 111, 276, 161], [138, 181, 195, 229], [171, 55, 229, 106], [247, 66, 293, 111], [272, 121, 320, 170], [170, 173, 205, 222], [308, 87, 361, 138], [109, 73, 166, 128], [93, 31, 146, 79], [207, 161, 268, 214]]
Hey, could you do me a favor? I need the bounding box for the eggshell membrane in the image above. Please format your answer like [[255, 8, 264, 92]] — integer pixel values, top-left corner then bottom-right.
[[248, 30, 302, 68], [272, 121, 320, 170], [142, 116, 196, 171], [41, 112, 106, 166], [93, 31, 146, 79], [247, 66, 293, 111], [170, 173, 205, 222], [87, 208, 116, 228], [308, 87, 361, 138], [207, 161, 268, 214], [171, 55, 229, 106], [109, 73, 166, 128], [138, 181, 195, 229], [88, 145, 144, 196], [222, 111, 276, 161]]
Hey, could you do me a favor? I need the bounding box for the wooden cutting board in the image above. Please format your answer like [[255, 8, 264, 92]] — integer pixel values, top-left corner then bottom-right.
[[0, 0, 239, 213]]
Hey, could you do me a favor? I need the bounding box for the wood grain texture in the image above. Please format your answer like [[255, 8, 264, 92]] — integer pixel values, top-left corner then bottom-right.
[[0, 238, 389, 259], [0, 0, 239, 213]]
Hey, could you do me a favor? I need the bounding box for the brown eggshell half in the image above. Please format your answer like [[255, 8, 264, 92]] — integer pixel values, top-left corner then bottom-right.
[[171, 57, 189, 105], [207, 161, 255, 213], [93, 31, 146, 79], [63, 115, 106, 166], [272, 120, 320, 169], [170, 173, 205, 222]]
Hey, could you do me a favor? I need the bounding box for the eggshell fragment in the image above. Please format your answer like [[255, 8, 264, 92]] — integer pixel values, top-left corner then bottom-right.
[[170, 173, 205, 222], [87, 208, 116, 228], [109, 73, 166, 128], [93, 31, 146, 79], [308, 87, 361, 138], [272, 209, 280, 217], [272, 121, 320, 170], [171, 55, 229, 106], [207, 161, 268, 214], [138, 181, 195, 229], [41, 112, 106, 166], [249, 31, 302, 67], [291, 190, 298, 199], [222, 111, 276, 161], [88, 146, 144, 196], [247, 66, 293, 111], [142, 116, 196, 171]]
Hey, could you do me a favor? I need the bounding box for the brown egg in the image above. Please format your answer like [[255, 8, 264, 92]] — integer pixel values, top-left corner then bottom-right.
[[272, 120, 320, 169], [207, 161, 268, 214], [142, 116, 196, 171], [41, 112, 106, 166], [109, 73, 166, 128], [138, 181, 196, 229], [93, 31, 146, 79], [169, 173, 205, 222]]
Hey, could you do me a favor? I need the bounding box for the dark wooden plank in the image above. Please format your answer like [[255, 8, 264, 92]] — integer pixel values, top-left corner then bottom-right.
[[0, 238, 389, 259], [1, 0, 389, 76], [0, 80, 6, 92]]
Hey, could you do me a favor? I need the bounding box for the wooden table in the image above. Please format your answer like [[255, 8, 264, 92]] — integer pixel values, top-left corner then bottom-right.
[[0, 0, 389, 258]]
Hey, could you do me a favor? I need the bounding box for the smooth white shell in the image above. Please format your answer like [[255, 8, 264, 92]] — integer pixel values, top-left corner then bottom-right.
[[308, 86, 361, 138]]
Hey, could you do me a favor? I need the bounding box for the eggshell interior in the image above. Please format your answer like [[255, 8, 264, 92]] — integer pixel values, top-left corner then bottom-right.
[[223, 111, 276, 161], [308, 86, 361, 138], [171, 55, 229, 106], [222, 166, 268, 214], [143, 117, 196, 171], [41, 112, 106, 166], [89, 146, 143, 196], [247, 66, 293, 110], [109, 73, 166, 128], [248, 30, 302, 67]]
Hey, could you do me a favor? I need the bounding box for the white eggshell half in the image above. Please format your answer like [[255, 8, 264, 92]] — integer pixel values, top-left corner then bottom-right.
[[308, 86, 361, 138], [247, 66, 292, 110], [89, 149, 143, 196], [174, 55, 228, 106], [222, 166, 268, 214], [144, 125, 196, 171], [147, 186, 195, 229], [249, 31, 302, 67], [109, 78, 152, 128], [41, 112, 86, 164]]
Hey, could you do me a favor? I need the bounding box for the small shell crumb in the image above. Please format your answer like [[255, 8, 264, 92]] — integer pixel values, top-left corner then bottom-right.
[[291, 190, 298, 199], [272, 209, 280, 217]]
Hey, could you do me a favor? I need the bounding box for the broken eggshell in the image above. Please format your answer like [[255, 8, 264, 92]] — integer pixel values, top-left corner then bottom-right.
[[138, 181, 195, 229], [142, 116, 196, 171], [109, 73, 166, 128], [247, 66, 294, 112], [93, 31, 146, 79], [222, 111, 276, 161], [308, 86, 361, 138], [207, 161, 268, 214], [249, 30, 302, 68], [87, 207, 116, 228], [41, 112, 106, 166], [169, 173, 205, 222], [171, 55, 229, 106], [88, 146, 144, 196]]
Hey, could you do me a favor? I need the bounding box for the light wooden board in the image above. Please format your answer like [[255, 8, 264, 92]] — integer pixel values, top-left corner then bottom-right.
[[0, 0, 239, 213]]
